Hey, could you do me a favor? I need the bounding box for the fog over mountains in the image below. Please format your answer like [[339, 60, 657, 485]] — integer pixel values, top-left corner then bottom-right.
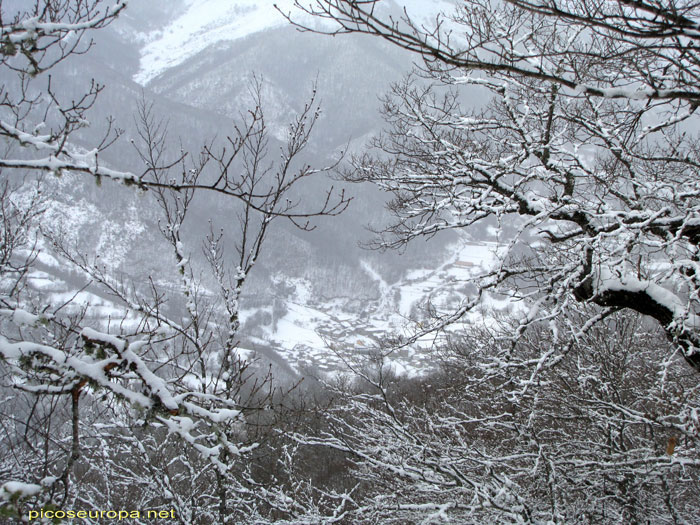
[[31, 0, 501, 377]]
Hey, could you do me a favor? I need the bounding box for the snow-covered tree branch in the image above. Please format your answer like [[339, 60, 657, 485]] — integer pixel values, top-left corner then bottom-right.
[[0, 2, 353, 520], [268, 1, 700, 522], [292, 310, 700, 523], [285, 0, 700, 374]]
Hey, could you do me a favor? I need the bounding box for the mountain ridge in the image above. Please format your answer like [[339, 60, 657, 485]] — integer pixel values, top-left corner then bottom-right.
[[131, 0, 456, 85]]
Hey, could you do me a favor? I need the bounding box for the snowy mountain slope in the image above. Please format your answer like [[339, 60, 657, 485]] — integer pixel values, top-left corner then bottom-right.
[[16, 0, 490, 379], [133, 0, 456, 85], [134, 0, 298, 84], [145, 25, 413, 150], [238, 234, 515, 377]]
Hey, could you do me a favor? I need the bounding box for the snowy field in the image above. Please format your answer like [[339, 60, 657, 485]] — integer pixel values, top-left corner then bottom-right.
[[250, 236, 510, 377], [25, 224, 509, 379]]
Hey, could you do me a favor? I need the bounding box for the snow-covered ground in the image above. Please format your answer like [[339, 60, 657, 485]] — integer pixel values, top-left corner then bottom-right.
[[23, 231, 511, 379], [253, 235, 510, 377]]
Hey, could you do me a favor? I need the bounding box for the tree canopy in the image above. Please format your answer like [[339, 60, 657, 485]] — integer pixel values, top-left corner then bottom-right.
[[282, 0, 700, 374]]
